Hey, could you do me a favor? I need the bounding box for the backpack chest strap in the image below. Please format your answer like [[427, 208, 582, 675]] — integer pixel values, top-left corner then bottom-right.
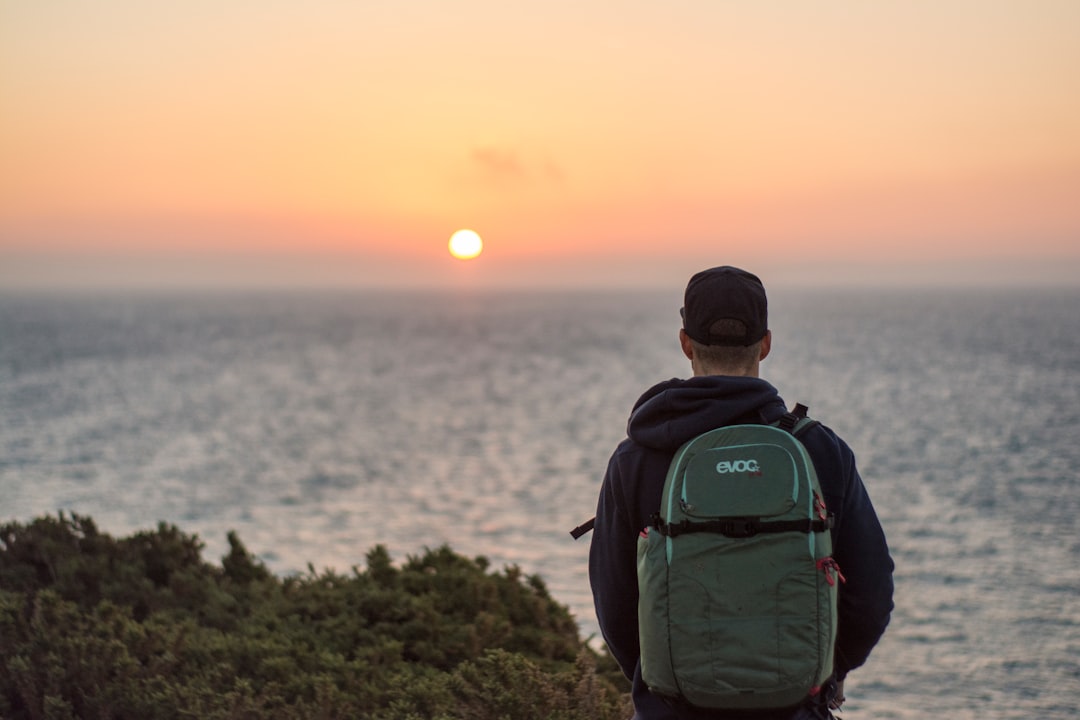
[[652, 514, 834, 538]]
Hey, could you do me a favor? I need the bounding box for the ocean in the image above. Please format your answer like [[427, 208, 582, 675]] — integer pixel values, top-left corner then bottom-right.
[[1, 286, 1078, 719]]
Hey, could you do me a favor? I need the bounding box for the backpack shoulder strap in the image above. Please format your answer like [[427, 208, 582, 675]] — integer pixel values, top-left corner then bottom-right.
[[776, 402, 820, 437], [569, 518, 595, 540]]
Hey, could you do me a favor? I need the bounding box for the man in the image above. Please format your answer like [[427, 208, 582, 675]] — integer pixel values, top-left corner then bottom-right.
[[589, 266, 894, 720]]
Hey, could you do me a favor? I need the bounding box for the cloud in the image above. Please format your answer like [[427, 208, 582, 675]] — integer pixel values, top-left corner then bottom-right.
[[469, 146, 564, 188], [472, 147, 525, 178]]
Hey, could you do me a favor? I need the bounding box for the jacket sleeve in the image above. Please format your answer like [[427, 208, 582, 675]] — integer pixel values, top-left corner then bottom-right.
[[826, 433, 895, 680], [588, 446, 643, 680]]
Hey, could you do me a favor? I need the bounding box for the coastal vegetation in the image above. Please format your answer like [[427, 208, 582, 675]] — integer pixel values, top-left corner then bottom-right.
[[0, 513, 629, 719]]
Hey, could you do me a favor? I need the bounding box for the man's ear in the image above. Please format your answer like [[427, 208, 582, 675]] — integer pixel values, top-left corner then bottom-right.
[[679, 329, 694, 360], [759, 330, 772, 361]]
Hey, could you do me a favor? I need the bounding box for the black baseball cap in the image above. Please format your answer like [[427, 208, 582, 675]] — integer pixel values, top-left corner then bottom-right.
[[681, 266, 768, 347]]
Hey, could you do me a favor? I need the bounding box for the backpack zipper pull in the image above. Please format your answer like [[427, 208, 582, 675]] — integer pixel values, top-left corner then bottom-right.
[[817, 557, 847, 587], [814, 492, 829, 521]]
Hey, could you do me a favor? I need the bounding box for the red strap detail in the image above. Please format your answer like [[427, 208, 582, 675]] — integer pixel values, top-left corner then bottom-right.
[[814, 492, 828, 521], [816, 557, 847, 586]]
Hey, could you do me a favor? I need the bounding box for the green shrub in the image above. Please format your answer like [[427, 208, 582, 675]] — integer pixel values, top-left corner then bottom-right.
[[0, 513, 629, 719]]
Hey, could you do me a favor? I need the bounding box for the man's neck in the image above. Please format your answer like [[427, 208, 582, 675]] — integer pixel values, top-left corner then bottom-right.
[[694, 364, 759, 378]]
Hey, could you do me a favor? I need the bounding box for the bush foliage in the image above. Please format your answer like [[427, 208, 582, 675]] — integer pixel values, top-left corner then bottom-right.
[[0, 514, 629, 719]]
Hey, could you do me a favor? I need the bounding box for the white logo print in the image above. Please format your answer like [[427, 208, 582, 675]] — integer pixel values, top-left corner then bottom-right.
[[715, 459, 760, 474]]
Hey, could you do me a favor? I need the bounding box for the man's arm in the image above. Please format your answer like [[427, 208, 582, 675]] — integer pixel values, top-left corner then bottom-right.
[[588, 449, 642, 679], [830, 436, 894, 680]]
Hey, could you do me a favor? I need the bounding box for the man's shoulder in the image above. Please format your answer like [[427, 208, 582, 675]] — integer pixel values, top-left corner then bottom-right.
[[797, 418, 855, 459], [792, 418, 861, 502], [610, 435, 674, 467]]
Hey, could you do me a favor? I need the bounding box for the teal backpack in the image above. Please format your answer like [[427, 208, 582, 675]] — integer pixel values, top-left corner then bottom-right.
[[636, 404, 843, 711]]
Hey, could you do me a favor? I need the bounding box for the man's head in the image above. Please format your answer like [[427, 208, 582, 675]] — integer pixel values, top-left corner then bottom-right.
[[679, 266, 772, 377]]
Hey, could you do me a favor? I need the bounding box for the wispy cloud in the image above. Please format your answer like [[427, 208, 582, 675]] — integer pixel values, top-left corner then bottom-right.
[[472, 147, 524, 178], [468, 146, 564, 188]]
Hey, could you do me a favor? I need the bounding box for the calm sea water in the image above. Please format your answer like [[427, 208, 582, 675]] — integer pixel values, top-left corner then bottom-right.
[[2, 286, 1078, 719]]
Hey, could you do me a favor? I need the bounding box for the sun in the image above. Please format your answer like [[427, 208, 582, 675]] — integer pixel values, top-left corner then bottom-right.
[[448, 229, 483, 260]]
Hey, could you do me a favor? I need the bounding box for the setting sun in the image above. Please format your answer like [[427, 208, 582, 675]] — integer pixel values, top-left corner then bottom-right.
[[448, 229, 483, 260]]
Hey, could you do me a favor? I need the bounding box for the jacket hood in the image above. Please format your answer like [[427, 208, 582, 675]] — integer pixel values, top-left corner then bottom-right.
[[626, 376, 787, 452]]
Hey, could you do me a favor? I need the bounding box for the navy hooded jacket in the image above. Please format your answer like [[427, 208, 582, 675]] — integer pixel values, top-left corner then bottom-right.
[[589, 375, 894, 720]]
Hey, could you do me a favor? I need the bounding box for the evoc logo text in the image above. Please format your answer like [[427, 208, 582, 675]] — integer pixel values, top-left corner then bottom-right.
[[715, 459, 760, 474]]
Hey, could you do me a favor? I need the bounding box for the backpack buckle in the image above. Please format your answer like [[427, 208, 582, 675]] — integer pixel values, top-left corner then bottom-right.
[[723, 519, 759, 538]]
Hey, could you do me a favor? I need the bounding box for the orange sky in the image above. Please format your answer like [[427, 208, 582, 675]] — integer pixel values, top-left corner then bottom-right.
[[2, 1, 1079, 289]]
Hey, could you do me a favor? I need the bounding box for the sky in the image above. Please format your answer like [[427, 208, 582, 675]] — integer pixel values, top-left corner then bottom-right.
[[2, 1, 1079, 290]]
